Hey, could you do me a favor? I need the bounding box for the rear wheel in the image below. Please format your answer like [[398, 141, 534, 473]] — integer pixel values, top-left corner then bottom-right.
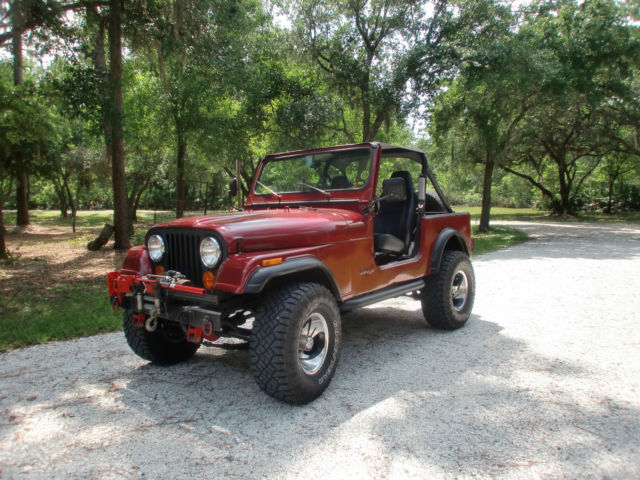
[[250, 282, 341, 404], [422, 250, 475, 330], [123, 310, 200, 365]]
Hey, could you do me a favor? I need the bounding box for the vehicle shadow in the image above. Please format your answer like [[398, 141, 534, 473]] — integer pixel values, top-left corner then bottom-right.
[[66, 306, 640, 476]]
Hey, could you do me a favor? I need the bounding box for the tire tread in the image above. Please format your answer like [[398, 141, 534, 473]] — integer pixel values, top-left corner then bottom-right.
[[123, 311, 199, 365], [250, 282, 340, 404]]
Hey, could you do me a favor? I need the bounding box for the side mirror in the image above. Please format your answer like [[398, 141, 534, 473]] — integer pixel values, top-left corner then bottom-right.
[[228, 177, 238, 197]]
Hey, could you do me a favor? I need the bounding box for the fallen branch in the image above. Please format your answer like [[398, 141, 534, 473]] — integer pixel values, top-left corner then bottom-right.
[[87, 223, 114, 251]]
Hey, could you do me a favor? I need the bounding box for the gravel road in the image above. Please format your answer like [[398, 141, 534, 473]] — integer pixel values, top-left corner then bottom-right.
[[1, 221, 640, 479]]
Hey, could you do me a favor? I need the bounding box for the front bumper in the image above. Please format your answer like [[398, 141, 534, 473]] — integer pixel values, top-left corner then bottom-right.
[[107, 270, 222, 343]]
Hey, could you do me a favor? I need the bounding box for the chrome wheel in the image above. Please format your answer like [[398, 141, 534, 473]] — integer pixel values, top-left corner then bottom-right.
[[298, 312, 329, 375], [451, 270, 469, 312]]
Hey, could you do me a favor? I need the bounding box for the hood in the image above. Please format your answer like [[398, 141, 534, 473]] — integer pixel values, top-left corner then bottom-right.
[[155, 207, 366, 252]]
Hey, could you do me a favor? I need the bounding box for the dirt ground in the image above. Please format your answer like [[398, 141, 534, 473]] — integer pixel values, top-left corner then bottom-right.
[[1, 224, 127, 297]]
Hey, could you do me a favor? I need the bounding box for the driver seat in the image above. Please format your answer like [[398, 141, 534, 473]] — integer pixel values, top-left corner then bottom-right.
[[374, 171, 416, 254]]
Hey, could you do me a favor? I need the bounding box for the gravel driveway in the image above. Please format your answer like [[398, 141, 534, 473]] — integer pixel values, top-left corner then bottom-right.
[[1, 221, 639, 479]]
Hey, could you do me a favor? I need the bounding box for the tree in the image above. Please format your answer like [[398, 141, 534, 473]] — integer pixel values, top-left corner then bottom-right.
[[0, 62, 61, 227], [133, 0, 263, 218], [1, 0, 99, 226], [431, 0, 534, 231], [502, 0, 639, 214], [290, 0, 457, 142]]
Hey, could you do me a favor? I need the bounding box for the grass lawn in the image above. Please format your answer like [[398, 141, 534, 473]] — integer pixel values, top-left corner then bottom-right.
[[472, 226, 530, 256], [25, 209, 181, 228], [0, 284, 120, 352]]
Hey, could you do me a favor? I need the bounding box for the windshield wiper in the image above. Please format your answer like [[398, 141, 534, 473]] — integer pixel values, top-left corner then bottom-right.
[[256, 180, 281, 199], [298, 182, 330, 198]]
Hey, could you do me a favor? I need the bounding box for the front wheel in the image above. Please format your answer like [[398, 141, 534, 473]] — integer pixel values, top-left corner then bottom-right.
[[123, 310, 200, 365], [250, 282, 342, 404], [422, 250, 475, 330]]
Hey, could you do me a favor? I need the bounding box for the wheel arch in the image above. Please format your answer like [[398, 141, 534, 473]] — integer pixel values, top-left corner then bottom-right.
[[243, 257, 342, 301], [429, 228, 470, 274]]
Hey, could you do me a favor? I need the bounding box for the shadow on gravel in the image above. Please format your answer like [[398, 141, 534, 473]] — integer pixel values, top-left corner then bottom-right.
[[2, 298, 637, 477], [84, 302, 638, 478]]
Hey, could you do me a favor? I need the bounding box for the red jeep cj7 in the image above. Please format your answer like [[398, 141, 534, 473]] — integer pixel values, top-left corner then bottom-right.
[[107, 143, 475, 404]]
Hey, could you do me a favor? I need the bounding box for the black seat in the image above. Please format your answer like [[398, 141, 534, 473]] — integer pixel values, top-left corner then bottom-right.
[[374, 170, 416, 254], [330, 175, 351, 189]]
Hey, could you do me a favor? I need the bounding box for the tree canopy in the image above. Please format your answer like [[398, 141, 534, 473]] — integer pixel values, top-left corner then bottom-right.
[[0, 0, 639, 258]]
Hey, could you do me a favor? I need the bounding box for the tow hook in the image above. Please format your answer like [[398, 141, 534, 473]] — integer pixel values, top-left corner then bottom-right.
[[203, 319, 214, 337], [145, 316, 158, 332]]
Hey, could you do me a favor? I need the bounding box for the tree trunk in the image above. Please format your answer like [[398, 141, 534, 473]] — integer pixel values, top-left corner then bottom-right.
[[362, 91, 371, 142], [176, 130, 187, 218], [478, 154, 495, 233], [88, 6, 113, 165], [108, 0, 131, 249], [12, 14, 22, 85], [63, 176, 76, 233], [0, 207, 7, 259], [129, 179, 149, 223], [558, 171, 570, 215], [13, 17, 29, 227], [53, 178, 69, 217], [87, 224, 114, 251], [15, 170, 29, 226], [606, 180, 614, 214], [203, 183, 208, 215]]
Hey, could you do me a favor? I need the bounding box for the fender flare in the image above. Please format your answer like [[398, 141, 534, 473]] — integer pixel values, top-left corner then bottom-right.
[[243, 257, 341, 300], [429, 228, 470, 274], [121, 245, 153, 275]]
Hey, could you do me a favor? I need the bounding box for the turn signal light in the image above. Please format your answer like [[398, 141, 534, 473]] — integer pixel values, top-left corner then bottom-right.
[[154, 265, 165, 275], [202, 271, 215, 290], [261, 257, 283, 267]]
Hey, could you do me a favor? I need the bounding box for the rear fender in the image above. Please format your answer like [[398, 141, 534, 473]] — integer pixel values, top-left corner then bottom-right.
[[429, 228, 470, 274]]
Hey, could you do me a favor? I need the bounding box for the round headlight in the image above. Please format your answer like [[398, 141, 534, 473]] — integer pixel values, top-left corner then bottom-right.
[[147, 234, 165, 262], [200, 236, 221, 268]]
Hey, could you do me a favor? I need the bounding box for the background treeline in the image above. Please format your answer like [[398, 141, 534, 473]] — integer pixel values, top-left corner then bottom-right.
[[0, 0, 639, 255]]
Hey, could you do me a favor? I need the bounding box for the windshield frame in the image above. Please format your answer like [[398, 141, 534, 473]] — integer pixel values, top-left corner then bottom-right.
[[253, 146, 375, 197]]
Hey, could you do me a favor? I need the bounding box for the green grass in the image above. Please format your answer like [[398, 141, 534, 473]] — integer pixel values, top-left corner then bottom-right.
[[0, 284, 121, 352], [5, 209, 192, 229], [472, 226, 530, 256], [461, 206, 547, 221], [25, 210, 115, 227]]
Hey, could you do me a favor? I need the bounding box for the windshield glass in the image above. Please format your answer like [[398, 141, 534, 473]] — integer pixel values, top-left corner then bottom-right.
[[255, 147, 372, 195]]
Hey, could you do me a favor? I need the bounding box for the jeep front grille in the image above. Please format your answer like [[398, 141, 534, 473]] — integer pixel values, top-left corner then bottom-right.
[[164, 230, 205, 287]]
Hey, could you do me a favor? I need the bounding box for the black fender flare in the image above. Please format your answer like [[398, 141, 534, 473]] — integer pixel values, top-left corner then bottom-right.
[[429, 228, 470, 274], [243, 257, 341, 300]]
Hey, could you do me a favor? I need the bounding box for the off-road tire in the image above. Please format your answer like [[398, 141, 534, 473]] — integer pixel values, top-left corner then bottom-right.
[[250, 282, 341, 404], [422, 250, 475, 330], [123, 310, 200, 365], [424, 191, 446, 213]]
